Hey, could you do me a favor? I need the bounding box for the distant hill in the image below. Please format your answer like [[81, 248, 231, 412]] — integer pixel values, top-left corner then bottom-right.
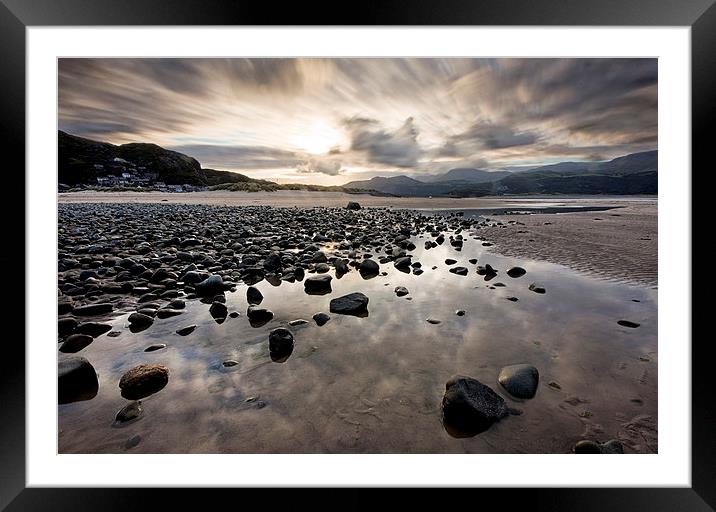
[[345, 151, 657, 196], [59, 131, 272, 187], [521, 150, 657, 176], [422, 168, 510, 183]]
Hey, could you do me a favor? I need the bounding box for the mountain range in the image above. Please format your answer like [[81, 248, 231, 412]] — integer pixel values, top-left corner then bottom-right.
[[58, 130, 657, 196], [344, 151, 657, 196]]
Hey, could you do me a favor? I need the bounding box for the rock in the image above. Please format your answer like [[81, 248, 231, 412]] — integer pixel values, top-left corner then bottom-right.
[[167, 299, 185, 309], [269, 327, 294, 361], [176, 324, 196, 336], [529, 283, 546, 294], [304, 274, 332, 294], [128, 312, 154, 328], [359, 258, 380, 278], [506, 296, 519, 302], [58, 317, 78, 336], [247, 306, 274, 325], [441, 375, 508, 433], [315, 262, 330, 273], [144, 343, 167, 352], [574, 439, 624, 454], [209, 302, 228, 320], [107, 330, 122, 338], [449, 266, 468, 276], [59, 334, 94, 353], [455, 310, 466, 316], [58, 356, 99, 404], [498, 364, 539, 399], [618, 320, 640, 328], [313, 312, 330, 326], [72, 303, 113, 316], [445, 258, 457, 265], [74, 322, 112, 338], [289, 319, 309, 326], [394, 286, 409, 297], [329, 292, 369, 316], [506, 266, 526, 278], [114, 401, 143, 425], [312, 251, 328, 263], [346, 201, 362, 210], [119, 364, 169, 400], [394, 257, 412, 270], [156, 308, 184, 319], [426, 318, 441, 324], [222, 360, 239, 367], [195, 274, 225, 296], [246, 286, 263, 305]]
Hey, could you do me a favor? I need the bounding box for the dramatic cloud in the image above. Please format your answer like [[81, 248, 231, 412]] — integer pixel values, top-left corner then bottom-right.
[[58, 58, 657, 185], [296, 158, 343, 176], [344, 116, 422, 168]]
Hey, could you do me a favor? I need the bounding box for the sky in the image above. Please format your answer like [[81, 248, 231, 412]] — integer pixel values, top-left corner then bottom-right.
[[58, 58, 657, 186]]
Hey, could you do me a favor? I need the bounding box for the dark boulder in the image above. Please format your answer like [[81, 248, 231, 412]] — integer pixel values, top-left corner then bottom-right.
[[329, 292, 369, 316], [441, 375, 508, 434], [58, 356, 99, 404], [119, 364, 169, 400], [497, 364, 539, 399]]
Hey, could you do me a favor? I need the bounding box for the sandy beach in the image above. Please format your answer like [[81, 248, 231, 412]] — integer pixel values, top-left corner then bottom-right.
[[59, 191, 657, 287]]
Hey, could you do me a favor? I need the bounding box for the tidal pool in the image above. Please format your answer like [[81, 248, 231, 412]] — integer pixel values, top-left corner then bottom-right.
[[58, 235, 657, 454]]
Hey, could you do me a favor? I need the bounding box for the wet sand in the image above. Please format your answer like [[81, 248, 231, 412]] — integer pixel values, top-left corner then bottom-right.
[[59, 191, 657, 287], [478, 200, 657, 287]]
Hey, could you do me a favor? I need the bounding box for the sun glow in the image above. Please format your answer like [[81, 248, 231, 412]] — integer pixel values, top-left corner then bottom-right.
[[293, 122, 344, 155]]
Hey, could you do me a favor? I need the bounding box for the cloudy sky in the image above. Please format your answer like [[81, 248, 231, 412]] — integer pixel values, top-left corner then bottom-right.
[[58, 58, 657, 185]]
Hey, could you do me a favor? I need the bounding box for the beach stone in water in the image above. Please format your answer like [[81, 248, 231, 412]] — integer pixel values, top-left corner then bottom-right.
[[58, 317, 78, 336], [119, 364, 169, 400], [304, 274, 332, 294], [176, 325, 197, 336], [313, 312, 330, 326], [329, 292, 369, 316], [128, 312, 154, 328], [72, 303, 113, 316], [114, 401, 143, 425], [445, 259, 457, 265], [426, 318, 441, 324], [269, 328, 294, 361], [75, 322, 112, 338], [247, 306, 273, 323], [144, 343, 167, 352], [359, 258, 380, 278], [498, 364, 539, 399], [195, 274, 225, 296], [58, 356, 99, 404], [59, 334, 94, 353], [529, 283, 546, 294], [507, 267, 527, 278], [246, 286, 263, 305], [441, 375, 508, 433], [455, 310, 466, 316], [289, 319, 309, 326], [617, 320, 640, 328], [156, 308, 183, 319], [210, 302, 228, 320], [449, 266, 468, 276], [394, 257, 412, 271], [394, 286, 409, 297], [574, 439, 624, 454]]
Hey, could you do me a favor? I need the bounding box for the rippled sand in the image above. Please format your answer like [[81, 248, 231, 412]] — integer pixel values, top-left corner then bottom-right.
[[478, 200, 657, 287]]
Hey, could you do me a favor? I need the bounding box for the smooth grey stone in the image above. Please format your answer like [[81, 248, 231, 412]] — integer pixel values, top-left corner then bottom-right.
[[498, 364, 539, 399]]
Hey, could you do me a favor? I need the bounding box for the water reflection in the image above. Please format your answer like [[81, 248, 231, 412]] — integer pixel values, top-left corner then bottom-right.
[[58, 234, 657, 454]]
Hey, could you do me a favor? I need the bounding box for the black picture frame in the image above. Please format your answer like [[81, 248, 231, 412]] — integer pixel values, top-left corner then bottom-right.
[[0, 1, 706, 509]]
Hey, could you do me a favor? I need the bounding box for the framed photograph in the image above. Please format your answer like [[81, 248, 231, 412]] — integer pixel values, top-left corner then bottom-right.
[[2, 0, 707, 508]]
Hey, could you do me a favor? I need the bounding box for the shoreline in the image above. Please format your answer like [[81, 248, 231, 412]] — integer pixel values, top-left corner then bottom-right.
[[58, 191, 657, 287]]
